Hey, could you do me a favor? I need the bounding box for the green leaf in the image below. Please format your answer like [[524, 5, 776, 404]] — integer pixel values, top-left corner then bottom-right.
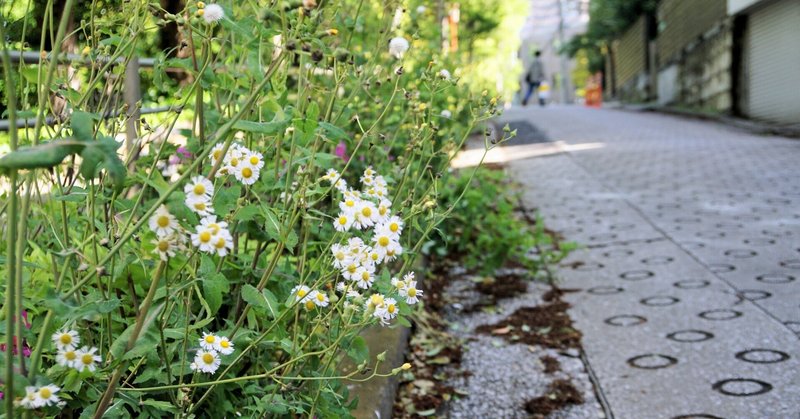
[[345, 336, 369, 364], [0, 139, 83, 172], [241, 284, 279, 319], [318, 122, 349, 141], [234, 204, 261, 222], [232, 120, 285, 135], [71, 111, 99, 142], [261, 207, 282, 242], [202, 272, 229, 316]]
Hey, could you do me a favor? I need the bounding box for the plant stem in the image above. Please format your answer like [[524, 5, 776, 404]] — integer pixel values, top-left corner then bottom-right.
[[93, 261, 166, 418]]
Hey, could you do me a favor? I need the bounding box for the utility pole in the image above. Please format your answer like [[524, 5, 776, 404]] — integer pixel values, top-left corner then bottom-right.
[[556, 0, 572, 103]]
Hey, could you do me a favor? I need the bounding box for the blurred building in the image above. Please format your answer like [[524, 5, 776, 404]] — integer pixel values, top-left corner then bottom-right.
[[608, 0, 800, 124], [519, 0, 590, 104]]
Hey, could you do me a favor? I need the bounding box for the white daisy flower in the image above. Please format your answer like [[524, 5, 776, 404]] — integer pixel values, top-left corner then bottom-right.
[[366, 247, 383, 265], [384, 241, 403, 262], [291, 285, 311, 302], [377, 199, 392, 220], [20, 386, 39, 409], [36, 384, 61, 407], [210, 143, 226, 166], [334, 178, 348, 191], [52, 329, 79, 350], [365, 293, 385, 312], [333, 212, 354, 232], [401, 280, 422, 304], [363, 166, 376, 177], [199, 215, 227, 236], [199, 332, 219, 351], [355, 266, 375, 289], [339, 196, 360, 214], [191, 225, 216, 253], [323, 168, 341, 182], [186, 195, 215, 216], [341, 261, 360, 281], [152, 234, 183, 261], [244, 151, 265, 170], [211, 229, 234, 257], [347, 237, 365, 253], [185, 176, 214, 201], [331, 244, 351, 269], [353, 201, 379, 229], [391, 277, 406, 291], [336, 281, 347, 292], [56, 348, 78, 368], [346, 289, 361, 299], [191, 349, 221, 374], [389, 37, 409, 58], [214, 336, 235, 355], [74, 346, 101, 372], [202, 3, 225, 24], [381, 216, 404, 238], [342, 188, 361, 201], [372, 229, 399, 258], [148, 205, 178, 236], [375, 297, 398, 325], [235, 165, 260, 185], [309, 290, 329, 307]]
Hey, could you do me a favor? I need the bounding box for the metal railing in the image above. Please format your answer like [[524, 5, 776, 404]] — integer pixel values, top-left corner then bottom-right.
[[0, 51, 176, 153]]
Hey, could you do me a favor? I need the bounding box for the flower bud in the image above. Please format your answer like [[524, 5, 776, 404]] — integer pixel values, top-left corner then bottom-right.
[[376, 351, 386, 362]]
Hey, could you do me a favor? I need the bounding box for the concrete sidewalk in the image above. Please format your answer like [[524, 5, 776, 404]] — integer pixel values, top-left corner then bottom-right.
[[500, 105, 800, 418]]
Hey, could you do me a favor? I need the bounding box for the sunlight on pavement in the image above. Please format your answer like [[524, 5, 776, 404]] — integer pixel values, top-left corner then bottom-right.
[[451, 141, 605, 168]]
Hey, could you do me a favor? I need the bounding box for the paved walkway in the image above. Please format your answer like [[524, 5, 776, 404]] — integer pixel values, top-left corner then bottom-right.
[[501, 106, 800, 419]]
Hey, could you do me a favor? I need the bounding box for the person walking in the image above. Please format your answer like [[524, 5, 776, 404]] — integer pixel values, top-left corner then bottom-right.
[[522, 51, 545, 106]]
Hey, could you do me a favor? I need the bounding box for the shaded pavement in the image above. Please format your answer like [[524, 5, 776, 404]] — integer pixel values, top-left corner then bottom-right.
[[499, 106, 800, 418]]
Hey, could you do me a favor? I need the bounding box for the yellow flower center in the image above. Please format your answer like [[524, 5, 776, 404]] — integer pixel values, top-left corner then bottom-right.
[[379, 207, 388, 216], [316, 293, 325, 302], [39, 388, 51, 399], [361, 272, 370, 281], [82, 353, 94, 365], [158, 240, 170, 252], [370, 295, 384, 306], [194, 202, 207, 211], [193, 184, 206, 195], [209, 223, 221, 234], [297, 289, 308, 298], [242, 167, 253, 178], [157, 215, 170, 228], [378, 236, 389, 247], [230, 158, 239, 167], [361, 207, 372, 217], [202, 353, 214, 364], [59, 334, 72, 345], [345, 200, 355, 207], [395, 281, 405, 289], [249, 156, 259, 165], [387, 250, 396, 257], [213, 149, 222, 161], [205, 335, 216, 344], [408, 288, 417, 297], [335, 251, 345, 260], [389, 223, 399, 232], [220, 340, 230, 348], [338, 216, 348, 225], [199, 231, 212, 243], [65, 351, 76, 361], [347, 265, 357, 274], [305, 300, 316, 310], [387, 304, 396, 314], [215, 238, 227, 249], [371, 253, 379, 261]]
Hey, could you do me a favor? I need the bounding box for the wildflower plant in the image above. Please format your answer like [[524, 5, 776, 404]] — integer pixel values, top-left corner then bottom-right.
[[0, 0, 509, 417]]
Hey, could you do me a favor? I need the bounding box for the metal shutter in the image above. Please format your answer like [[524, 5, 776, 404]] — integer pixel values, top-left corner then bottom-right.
[[746, 0, 800, 124]]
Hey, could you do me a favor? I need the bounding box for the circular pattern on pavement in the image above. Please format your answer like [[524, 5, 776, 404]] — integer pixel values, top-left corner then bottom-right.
[[709, 263, 736, 273], [666, 330, 714, 343], [573, 262, 605, 271], [724, 249, 757, 259], [587, 286, 624, 295], [755, 274, 795, 284], [779, 259, 800, 269], [712, 378, 773, 397], [627, 354, 678, 370], [602, 248, 634, 258], [641, 256, 675, 265], [734, 349, 790, 364], [738, 290, 772, 301], [699, 309, 743, 321], [604, 315, 647, 327], [640, 296, 681, 307], [620, 270, 654, 281], [674, 279, 711, 289]]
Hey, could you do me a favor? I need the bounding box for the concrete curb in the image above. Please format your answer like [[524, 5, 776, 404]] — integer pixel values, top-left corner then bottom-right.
[[610, 102, 800, 139]]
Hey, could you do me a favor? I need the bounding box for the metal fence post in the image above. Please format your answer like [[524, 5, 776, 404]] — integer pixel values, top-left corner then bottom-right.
[[124, 55, 141, 156]]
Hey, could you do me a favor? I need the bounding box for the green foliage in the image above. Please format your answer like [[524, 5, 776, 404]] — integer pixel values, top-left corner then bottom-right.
[[428, 167, 537, 274], [564, 0, 659, 72]]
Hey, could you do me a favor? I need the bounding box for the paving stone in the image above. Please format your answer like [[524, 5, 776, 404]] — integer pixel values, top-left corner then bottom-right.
[[502, 106, 800, 418]]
